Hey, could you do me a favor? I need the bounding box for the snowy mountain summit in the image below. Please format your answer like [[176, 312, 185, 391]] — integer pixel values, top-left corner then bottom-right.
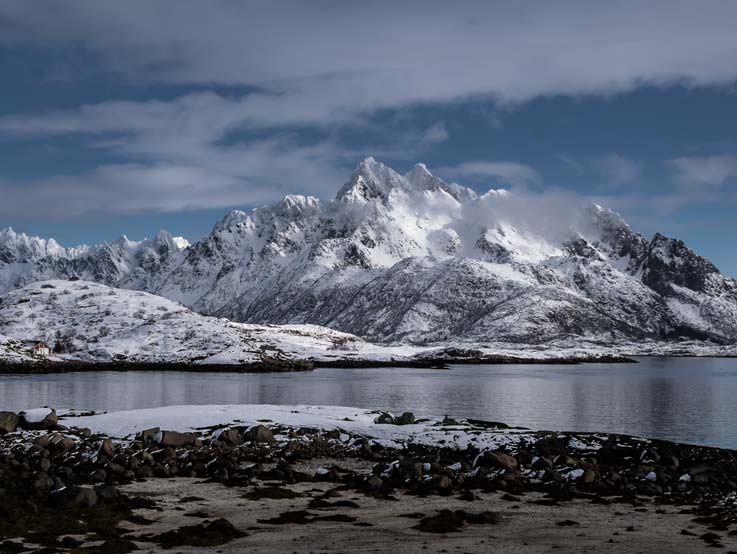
[[1, 157, 736, 346]]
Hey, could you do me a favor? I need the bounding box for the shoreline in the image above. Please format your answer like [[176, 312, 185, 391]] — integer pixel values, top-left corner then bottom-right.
[[0, 354, 639, 375], [1, 404, 736, 551]]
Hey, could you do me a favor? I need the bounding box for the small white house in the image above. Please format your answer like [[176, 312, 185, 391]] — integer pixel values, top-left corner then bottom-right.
[[31, 341, 51, 358]]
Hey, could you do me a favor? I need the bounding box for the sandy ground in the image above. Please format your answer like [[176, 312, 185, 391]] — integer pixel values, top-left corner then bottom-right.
[[107, 470, 735, 554]]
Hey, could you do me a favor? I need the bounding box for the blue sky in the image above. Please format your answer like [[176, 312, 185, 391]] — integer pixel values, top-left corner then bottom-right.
[[1, 1, 737, 276]]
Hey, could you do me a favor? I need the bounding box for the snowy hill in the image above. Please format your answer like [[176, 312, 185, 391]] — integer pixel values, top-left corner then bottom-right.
[[1, 157, 736, 346], [0, 280, 416, 364]]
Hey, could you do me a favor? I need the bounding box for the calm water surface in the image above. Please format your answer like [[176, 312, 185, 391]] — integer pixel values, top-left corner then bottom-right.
[[1, 357, 736, 448]]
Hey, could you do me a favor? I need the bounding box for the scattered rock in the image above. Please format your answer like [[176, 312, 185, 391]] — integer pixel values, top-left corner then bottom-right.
[[414, 510, 503, 533], [366, 475, 383, 491], [414, 510, 466, 533], [396, 412, 415, 425], [94, 484, 119, 501], [158, 430, 196, 447], [140, 427, 160, 443], [258, 510, 315, 525], [98, 437, 114, 459], [245, 486, 301, 500], [72, 538, 137, 554], [143, 518, 246, 548], [217, 428, 241, 444], [374, 412, 395, 425], [476, 450, 518, 471], [700, 532, 722, 543], [0, 411, 19, 434], [49, 485, 98, 510], [556, 520, 580, 526], [19, 408, 58, 430]]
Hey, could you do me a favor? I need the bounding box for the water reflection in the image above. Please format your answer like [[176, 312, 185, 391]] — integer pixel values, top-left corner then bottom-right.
[[0, 357, 735, 448]]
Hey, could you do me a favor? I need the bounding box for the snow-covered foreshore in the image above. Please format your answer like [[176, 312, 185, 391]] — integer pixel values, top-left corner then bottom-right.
[[64, 404, 536, 452]]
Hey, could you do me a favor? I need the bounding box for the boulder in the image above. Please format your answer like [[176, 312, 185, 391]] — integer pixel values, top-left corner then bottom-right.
[[216, 428, 241, 445], [158, 431, 196, 447], [19, 408, 58, 430], [0, 411, 19, 434], [366, 475, 383, 491], [244, 425, 274, 443], [98, 438, 114, 459], [476, 450, 518, 471], [94, 485, 119, 501], [582, 469, 597, 484], [49, 486, 98, 510], [33, 472, 54, 492], [140, 427, 160, 443], [374, 412, 395, 425], [436, 474, 453, 491], [395, 412, 416, 425], [50, 435, 75, 451]]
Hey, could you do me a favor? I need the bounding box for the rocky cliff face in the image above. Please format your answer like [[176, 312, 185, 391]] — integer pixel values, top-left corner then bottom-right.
[[1, 158, 735, 345]]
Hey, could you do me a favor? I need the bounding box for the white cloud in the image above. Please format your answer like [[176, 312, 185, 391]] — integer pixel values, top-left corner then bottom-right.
[[667, 154, 737, 187], [1, 2, 737, 217], [0, 2, 736, 115], [0, 138, 350, 219], [0, 92, 455, 217], [590, 154, 641, 184], [437, 160, 540, 187], [422, 121, 449, 144], [554, 154, 585, 174]]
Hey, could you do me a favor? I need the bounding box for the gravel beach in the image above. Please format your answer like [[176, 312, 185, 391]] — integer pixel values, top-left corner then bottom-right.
[[1, 406, 736, 553]]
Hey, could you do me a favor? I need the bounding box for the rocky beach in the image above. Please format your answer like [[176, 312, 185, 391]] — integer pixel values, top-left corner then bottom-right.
[[1, 405, 736, 553]]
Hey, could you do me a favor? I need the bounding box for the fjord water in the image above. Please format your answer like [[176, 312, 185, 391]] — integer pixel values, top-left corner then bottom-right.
[[1, 357, 736, 448]]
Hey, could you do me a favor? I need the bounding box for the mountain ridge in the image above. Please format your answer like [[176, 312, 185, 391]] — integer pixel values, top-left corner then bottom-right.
[[1, 157, 735, 346]]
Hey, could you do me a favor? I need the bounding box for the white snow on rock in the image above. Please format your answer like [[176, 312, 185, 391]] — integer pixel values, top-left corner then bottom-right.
[[19, 407, 55, 423]]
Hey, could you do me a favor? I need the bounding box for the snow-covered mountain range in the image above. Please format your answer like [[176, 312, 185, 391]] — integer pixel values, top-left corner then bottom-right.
[[2, 157, 736, 346]]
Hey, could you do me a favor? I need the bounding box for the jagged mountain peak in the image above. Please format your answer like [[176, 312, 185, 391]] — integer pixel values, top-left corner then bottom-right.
[[404, 163, 478, 202], [336, 157, 478, 207], [336, 157, 406, 203], [142, 230, 190, 253], [0, 226, 70, 263], [404, 162, 434, 185], [273, 194, 322, 216], [212, 209, 249, 234]]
